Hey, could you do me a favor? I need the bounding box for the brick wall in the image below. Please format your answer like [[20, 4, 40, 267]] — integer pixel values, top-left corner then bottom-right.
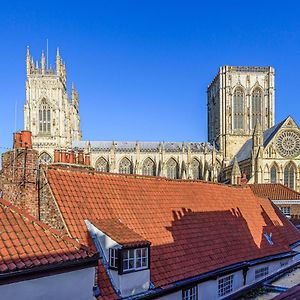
[[39, 168, 66, 232], [0, 148, 39, 218]]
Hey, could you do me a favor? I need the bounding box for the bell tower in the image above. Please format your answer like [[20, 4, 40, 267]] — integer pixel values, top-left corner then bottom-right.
[[24, 47, 82, 162], [207, 66, 275, 162]]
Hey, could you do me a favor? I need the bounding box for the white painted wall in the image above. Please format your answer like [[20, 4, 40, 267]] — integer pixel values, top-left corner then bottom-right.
[[157, 257, 293, 300], [0, 267, 95, 300]]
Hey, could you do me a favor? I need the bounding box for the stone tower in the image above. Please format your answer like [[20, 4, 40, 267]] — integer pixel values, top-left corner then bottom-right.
[[23, 47, 81, 163], [207, 66, 275, 162]]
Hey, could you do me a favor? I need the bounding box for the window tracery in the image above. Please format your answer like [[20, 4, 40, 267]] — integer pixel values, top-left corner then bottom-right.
[[142, 158, 156, 176], [96, 157, 109, 172], [233, 88, 244, 130], [166, 158, 179, 179], [119, 158, 132, 174], [39, 99, 51, 133]]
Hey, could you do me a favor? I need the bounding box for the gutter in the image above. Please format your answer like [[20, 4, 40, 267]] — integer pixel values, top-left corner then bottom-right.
[[125, 251, 296, 300], [0, 255, 99, 285]]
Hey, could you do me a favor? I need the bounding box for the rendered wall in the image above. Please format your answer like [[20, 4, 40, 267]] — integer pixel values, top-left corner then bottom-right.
[[0, 267, 95, 300]]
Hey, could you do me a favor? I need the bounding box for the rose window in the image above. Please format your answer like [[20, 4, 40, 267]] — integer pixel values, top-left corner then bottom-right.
[[276, 131, 300, 158]]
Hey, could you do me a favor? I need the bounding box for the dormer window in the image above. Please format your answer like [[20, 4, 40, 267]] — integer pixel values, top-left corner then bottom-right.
[[109, 246, 149, 274], [109, 248, 119, 269], [123, 248, 148, 272]]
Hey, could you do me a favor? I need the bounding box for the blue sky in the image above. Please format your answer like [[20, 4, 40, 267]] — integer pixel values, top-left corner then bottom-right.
[[1, 1, 300, 154]]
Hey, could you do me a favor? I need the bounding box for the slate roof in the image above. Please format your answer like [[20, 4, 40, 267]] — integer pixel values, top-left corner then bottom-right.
[[235, 119, 286, 163], [249, 184, 300, 200], [90, 219, 150, 248], [0, 197, 96, 276], [72, 140, 215, 153], [44, 165, 300, 294]]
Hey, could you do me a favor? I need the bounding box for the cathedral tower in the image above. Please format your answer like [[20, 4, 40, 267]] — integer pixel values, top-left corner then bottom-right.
[[24, 47, 82, 163], [207, 66, 275, 162]]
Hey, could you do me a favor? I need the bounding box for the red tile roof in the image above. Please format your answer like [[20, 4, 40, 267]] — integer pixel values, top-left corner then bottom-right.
[[249, 184, 300, 200], [0, 197, 96, 276], [91, 219, 150, 247], [44, 165, 300, 291]]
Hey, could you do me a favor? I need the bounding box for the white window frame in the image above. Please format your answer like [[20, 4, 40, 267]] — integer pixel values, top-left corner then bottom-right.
[[123, 247, 148, 272], [218, 274, 234, 298], [182, 285, 198, 300], [255, 266, 269, 280], [109, 248, 119, 268], [280, 206, 291, 216]]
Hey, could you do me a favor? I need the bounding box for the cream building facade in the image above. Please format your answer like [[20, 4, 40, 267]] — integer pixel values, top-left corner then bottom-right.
[[23, 47, 300, 191]]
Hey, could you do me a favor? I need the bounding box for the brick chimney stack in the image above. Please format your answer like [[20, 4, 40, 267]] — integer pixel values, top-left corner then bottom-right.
[[0, 131, 39, 218]]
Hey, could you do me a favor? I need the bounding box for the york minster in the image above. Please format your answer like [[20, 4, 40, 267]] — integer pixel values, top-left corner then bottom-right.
[[23, 48, 300, 191]]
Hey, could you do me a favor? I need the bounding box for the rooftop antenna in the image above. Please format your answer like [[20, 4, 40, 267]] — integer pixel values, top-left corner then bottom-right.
[[12, 101, 18, 182], [46, 39, 49, 69]]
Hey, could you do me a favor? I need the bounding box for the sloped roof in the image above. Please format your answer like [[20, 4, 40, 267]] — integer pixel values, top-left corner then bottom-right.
[[72, 140, 215, 153], [0, 198, 96, 276], [91, 219, 150, 248], [235, 119, 286, 162], [249, 184, 300, 200], [44, 165, 300, 291]]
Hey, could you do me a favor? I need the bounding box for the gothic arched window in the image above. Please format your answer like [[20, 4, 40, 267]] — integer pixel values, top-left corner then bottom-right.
[[39, 152, 52, 165], [270, 165, 277, 183], [166, 158, 179, 179], [142, 158, 156, 176], [252, 88, 262, 129], [192, 158, 202, 180], [233, 88, 244, 130], [39, 99, 51, 133], [119, 158, 132, 174], [95, 157, 109, 172], [284, 163, 296, 190]]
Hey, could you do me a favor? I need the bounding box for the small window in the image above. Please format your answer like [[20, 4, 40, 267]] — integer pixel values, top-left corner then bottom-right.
[[122, 247, 148, 272], [280, 207, 291, 216], [218, 274, 233, 298], [182, 285, 198, 300], [109, 248, 119, 269], [255, 266, 269, 280]]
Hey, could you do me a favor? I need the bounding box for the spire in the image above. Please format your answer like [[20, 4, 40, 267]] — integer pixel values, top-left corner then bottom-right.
[[231, 157, 241, 185], [253, 118, 263, 149], [35, 61, 39, 73], [26, 46, 31, 76], [56, 47, 61, 76], [41, 50, 46, 75]]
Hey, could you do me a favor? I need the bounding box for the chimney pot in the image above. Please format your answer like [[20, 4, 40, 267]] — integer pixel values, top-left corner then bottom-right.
[[78, 151, 84, 164], [21, 131, 32, 149], [85, 154, 90, 166], [69, 151, 75, 164], [61, 151, 67, 163], [13, 132, 22, 149], [54, 150, 60, 163]]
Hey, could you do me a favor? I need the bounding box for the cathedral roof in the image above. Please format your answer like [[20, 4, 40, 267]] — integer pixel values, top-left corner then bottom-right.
[[235, 118, 287, 163], [72, 140, 215, 152], [43, 165, 300, 296]]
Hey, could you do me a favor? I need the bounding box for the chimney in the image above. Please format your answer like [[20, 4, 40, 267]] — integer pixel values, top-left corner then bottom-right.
[[78, 151, 84, 164], [21, 131, 32, 149], [13, 132, 22, 149], [54, 150, 61, 163], [61, 151, 67, 163], [69, 151, 75, 164], [241, 173, 248, 184], [85, 154, 90, 166]]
